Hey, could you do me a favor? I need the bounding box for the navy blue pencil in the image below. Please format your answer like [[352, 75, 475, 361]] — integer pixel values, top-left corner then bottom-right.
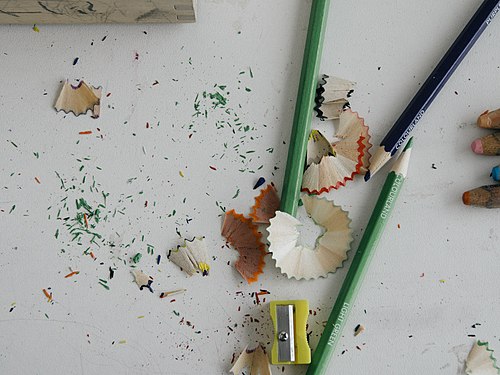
[[366, 0, 500, 180]]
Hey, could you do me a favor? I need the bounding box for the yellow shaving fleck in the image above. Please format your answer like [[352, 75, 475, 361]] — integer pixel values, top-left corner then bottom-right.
[[198, 262, 210, 273]]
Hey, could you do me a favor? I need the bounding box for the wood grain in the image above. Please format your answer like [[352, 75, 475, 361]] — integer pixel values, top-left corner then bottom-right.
[[0, 0, 196, 24]]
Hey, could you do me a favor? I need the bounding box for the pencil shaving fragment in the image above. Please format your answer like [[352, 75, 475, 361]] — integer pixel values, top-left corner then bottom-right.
[[306, 128, 336, 165], [54, 80, 101, 118], [131, 270, 153, 292], [230, 344, 271, 375], [267, 195, 353, 280], [335, 109, 372, 174], [354, 324, 365, 337], [302, 110, 371, 194], [315, 75, 355, 120], [466, 341, 500, 375], [168, 237, 210, 276], [249, 184, 280, 224], [160, 289, 186, 298], [221, 210, 266, 284]]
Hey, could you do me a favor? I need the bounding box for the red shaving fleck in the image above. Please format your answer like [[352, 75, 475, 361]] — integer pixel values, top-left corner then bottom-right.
[[134, 52, 139, 60], [231, 352, 236, 364], [34, 177, 41, 184], [254, 290, 270, 305], [79, 130, 92, 135], [83, 213, 89, 228], [209, 166, 217, 171], [106, 92, 111, 97], [64, 271, 79, 278], [146, 122, 150, 128], [144, 200, 148, 208], [397, 224, 401, 229], [90, 251, 96, 259], [420, 273, 425, 278], [152, 80, 159, 86], [170, 299, 176, 303], [188, 133, 193, 139]]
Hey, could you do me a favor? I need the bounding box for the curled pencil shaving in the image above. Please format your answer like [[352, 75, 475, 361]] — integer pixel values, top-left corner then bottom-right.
[[131, 270, 153, 293], [230, 344, 271, 375], [221, 210, 266, 284], [466, 341, 500, 375], [315, 74, 355, 120], [54, 80, 102, 118], [302, 110, 370, 194], [335, 108, 372, 174], [168, 237, 210, 276], [249, 184, 280, 224], [267, 195, 353, 280]]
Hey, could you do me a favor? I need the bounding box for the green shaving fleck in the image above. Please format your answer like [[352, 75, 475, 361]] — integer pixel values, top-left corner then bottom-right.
[[232, 189, 240, 199], [132, 253, 142, 263]]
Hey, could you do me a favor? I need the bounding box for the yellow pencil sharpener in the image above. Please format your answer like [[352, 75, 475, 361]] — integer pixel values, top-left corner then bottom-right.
[[270, 300, 310, 365]]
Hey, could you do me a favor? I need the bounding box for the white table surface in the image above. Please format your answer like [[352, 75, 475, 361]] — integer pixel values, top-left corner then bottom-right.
[[1, 1, 499, 374]]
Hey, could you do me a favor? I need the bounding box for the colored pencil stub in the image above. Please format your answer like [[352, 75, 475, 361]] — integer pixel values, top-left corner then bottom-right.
[[491, 165, 500, 182], [471, 133, 500, 155], [463, 184, 500, 208], [477, 108, 500, 129]]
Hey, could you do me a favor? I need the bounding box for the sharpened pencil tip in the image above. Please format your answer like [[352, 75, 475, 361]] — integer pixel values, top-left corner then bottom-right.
[[364, 171, 371, 182]]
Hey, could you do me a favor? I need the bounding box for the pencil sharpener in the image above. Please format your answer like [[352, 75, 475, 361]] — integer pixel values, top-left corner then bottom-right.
[[270, 300, 310, 365]]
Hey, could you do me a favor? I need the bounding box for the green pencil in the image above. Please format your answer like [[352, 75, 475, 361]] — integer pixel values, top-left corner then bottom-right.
[[306, 138, 414, 375], [280, 0, 331, 216]]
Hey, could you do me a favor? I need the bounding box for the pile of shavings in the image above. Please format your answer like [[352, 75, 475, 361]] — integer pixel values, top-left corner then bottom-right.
[[302, 75, 372, 194], [221, 181, 280, 283]]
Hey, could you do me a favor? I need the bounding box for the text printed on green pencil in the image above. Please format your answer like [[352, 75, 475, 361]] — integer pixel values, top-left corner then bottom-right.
[[327, 302, 350, 347], [380, 174, 403, 219]]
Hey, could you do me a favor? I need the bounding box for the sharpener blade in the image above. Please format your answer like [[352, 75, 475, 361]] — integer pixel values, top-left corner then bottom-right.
[[276, 304, 295, 362]]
